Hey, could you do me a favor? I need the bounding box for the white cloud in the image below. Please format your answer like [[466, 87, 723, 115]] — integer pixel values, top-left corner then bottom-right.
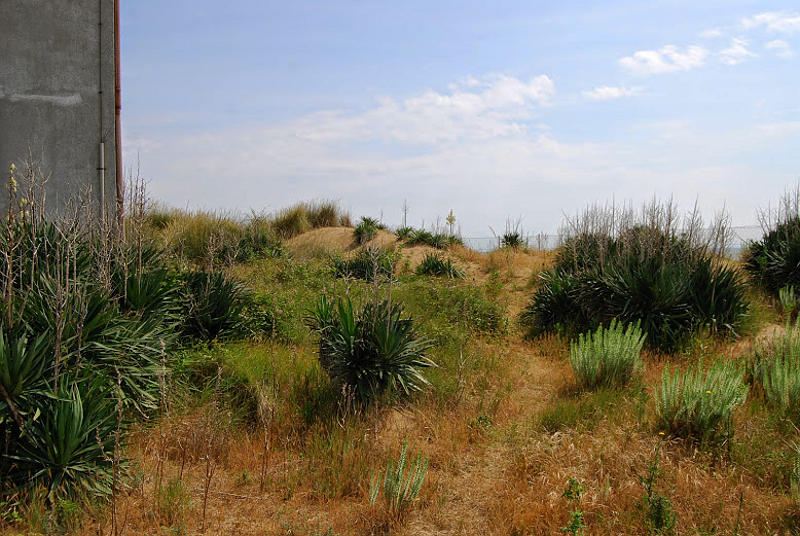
[[700, 29, 723, 39], [766, 39, 795, 58], [619, 45, 708, 75], [742, 11, 800, 33], [720, 38, 757, 65], [582, 85, 643, 100]]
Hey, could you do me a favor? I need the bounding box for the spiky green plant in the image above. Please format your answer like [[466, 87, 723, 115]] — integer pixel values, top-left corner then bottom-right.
[[568, 320, 645, 389], [308, 296, 434, 404], [181, 270, 248, 340], [369, 441, 428, 518], [332, 246, 396, 281], [654, 359, 748, 444], [353, 217, 384, 244], [415, 253, 464, 279], [791, 444, 800, 501]]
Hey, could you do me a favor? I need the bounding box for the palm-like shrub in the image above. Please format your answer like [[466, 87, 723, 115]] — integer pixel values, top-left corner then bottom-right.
[[308, 296, 434, 404], [415, 253, 464, 278], [569, 320, 645, 389], [9, 382, 116, 498], [654, 359, 748, 444], [369, 441, 428, 518], [354, 217, 385, 244], [500, 232, 525, 249], [523, 207, 748, 352], [181, 270, 248, 340], [744, 216, 800, 295], [332, 246, 396, 281]]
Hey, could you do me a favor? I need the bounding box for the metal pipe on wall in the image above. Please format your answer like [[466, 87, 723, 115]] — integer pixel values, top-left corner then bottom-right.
[[114, 0, 123, 233]]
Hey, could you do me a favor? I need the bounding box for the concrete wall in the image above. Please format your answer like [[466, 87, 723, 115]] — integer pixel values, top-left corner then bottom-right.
[[0, 0, 118, 218]]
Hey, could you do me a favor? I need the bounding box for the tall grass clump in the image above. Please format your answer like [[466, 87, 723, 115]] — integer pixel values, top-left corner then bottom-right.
[[415, 253, 464, 278], [569, 320, 645, 389], [272, 204, 311, 239], [305, 200, 349, 228], [749, 321, 800, 421], [307, 296, 435, 404], [654, 359, 748, 444], [744, 186, 800, 296], [522, 200, 748, 352]]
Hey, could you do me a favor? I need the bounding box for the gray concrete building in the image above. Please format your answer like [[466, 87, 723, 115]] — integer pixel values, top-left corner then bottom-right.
[[1, 0, 121, 219]]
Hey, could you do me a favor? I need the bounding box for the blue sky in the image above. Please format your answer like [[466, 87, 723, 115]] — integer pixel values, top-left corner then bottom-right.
[[121, 1, 800, 236]]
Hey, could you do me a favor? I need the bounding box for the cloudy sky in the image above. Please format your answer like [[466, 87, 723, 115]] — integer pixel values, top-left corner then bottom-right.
[[121, 1, 800, 236]]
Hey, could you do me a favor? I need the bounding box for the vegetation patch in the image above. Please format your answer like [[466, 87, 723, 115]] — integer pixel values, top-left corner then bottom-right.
[[568, 320, 645, 389], [415, 253, 464, 278]]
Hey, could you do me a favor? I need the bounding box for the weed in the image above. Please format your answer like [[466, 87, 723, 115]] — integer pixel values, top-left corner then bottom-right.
[[560, 477, 586, 535], [568, 320, 645, 389], [637, 448, 676, 535], [369, 441, 428, 520]]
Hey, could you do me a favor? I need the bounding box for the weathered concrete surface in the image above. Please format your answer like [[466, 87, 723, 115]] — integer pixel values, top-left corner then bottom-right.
[[0, 0, 118, 217]]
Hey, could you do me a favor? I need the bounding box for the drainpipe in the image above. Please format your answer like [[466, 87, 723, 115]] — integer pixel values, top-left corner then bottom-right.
[[114, 0, 124, 234]]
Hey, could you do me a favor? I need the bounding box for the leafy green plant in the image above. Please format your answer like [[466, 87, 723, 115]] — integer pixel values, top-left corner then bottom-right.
[[638, 449, 676, 535], [654, 359, 748, 444], [415, 253, 464, 278], [369, 441, 428, 519], [744, 215, 800, 296], [560, 477, 586, 536], [568, 320, 645, 389], [307, 296, 434, 404]]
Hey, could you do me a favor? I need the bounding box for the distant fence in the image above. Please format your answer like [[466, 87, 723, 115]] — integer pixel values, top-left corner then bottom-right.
[[462, 225, 764, 257]]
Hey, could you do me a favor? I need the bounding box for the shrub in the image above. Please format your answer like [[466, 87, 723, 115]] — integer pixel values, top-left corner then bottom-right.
[[237, 216, 282, 261], [750, 322, 800, 420], [395, 226, 415, 241], [415, 253, 464, 278], [568, 320, 645, 389], [523, 203, 748, 352], [654, 359, 748, 444], [369, 441, 428, 519], [354, 217, 385, 244], [500, 232, 525, 249], [181, 270, 249, 340], [307, 296, 435, 404], [744, 215, 800, 295], [332, 246, 396, 281], [160, 211, 245, 266], [272, 205, 311, 239]]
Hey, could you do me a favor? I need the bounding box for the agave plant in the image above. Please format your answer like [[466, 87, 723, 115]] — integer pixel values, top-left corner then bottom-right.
[[568, 320, 645, 389], [0, 329, 52, 424], [308, 296, 434, 403], [353, 217, 383, 244]]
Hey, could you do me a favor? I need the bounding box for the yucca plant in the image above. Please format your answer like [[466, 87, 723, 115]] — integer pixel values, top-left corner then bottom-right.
[[369, 441, 428, 519], [308, 296, 434, 404], [569, 320, 645, 389], [654, 359, 748, 444], [6, 381, 117, 499], [415, 253, 464, 278], [181, 270, 248, 340]]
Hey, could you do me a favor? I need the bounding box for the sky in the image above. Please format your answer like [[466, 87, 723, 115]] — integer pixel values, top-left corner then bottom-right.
[[121, 1, 800, 237]]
